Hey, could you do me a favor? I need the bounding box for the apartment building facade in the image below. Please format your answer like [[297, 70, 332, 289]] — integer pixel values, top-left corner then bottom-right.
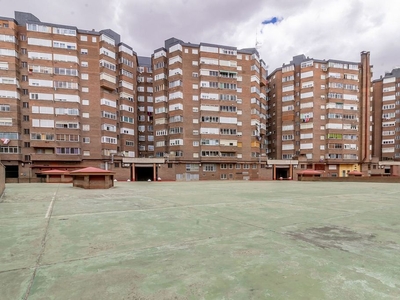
[[266, 52, 374, 178], [136, 56, 154, 158], [0, 12, 137, 181], [372, 68, 400, 175], [3, 11, 397, 182], [151, 38, 269, 181]]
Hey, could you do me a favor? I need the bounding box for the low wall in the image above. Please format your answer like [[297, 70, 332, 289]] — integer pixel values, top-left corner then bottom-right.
[[73, 175, 114, 189], [47, 175, 73, 183], [299, 176, 400, 183], [0, 163, 5, 199]]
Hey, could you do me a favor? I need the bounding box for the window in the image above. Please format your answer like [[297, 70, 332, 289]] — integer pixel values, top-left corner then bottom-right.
[[101, 136, 117, 144], [23, 132, 42, 141], [186, 164, 199, 172], [55, 122, 79, 129], [54, 81, 79, 89], [53, 41, 77, 50], [0, 146, 19, 153], [203, 164, 216, 172], [53, 54, 78, 63], [81, 74, 89, 80], [53, 27, 76, 36], [0, 104, 10, 111], [56, 147, 80, 155], [54, 68, 78, 76]]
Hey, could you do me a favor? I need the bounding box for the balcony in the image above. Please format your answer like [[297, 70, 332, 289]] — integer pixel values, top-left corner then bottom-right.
[[0, 153, 22, 161], [200, 156, 237, 163], [31, 153, 82, 162], [100, 79, 116, 91], [30, 140, 55, 148]]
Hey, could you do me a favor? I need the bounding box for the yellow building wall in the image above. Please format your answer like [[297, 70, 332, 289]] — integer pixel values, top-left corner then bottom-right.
[[338, 164, 360, 177]]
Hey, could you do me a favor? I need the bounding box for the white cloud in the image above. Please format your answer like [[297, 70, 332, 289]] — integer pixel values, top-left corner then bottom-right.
[[1, 0, 399, 77], [253, 0, 400, 77]]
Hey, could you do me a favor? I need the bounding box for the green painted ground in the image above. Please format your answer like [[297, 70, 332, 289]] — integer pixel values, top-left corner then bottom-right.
[[0, 181, 399, 299]]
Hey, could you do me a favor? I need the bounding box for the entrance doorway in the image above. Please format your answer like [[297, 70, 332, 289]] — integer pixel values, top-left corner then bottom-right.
[[5, 165, 18, 178], [275, 167, 289, 179], [135, 166, 155, 181]]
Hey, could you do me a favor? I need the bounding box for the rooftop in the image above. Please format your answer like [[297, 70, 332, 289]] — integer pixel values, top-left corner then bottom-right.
[[1, 181, 399, 299]]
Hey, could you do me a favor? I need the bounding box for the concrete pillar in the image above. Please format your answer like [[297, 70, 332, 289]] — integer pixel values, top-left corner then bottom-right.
[[273, 165, 276, 180], [132, 163, 135, 181], [106, 175, 113, 188], [153, 163, 157, 181], [84, 175, 90, 188]]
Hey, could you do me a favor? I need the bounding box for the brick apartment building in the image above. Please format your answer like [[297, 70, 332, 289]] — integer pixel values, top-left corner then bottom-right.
[[150, 38, 269, 181], [136, 56, 154, 158], [0, 11, 137, 181], [1, 11, 399, 182], [372, 68, 400, 175], [266, 52, 379, 178]]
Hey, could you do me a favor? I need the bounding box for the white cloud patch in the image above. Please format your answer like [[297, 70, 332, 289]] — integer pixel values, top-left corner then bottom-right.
[[1, 0, 399, 77]]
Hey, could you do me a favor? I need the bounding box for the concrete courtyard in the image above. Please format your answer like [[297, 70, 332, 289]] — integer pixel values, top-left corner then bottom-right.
[[0, 181, 399, 299]]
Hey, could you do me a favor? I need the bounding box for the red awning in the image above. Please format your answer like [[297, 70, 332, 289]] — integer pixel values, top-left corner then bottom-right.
[[298, 169, 322, 175], [70, 167, 115, 174], [348, 170, 363, 175], [41, 169, 70, 174]]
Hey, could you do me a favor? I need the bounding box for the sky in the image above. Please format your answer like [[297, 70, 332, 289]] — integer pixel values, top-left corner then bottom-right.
[[2, 0, 400, 78]]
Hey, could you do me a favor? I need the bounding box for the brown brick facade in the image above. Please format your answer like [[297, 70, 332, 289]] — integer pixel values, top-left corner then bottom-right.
[[1, 11, 399, 182]]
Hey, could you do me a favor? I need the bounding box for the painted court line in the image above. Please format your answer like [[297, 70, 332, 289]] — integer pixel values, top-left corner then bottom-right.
[[51, 200, 262, 218], [45, 192, 57, 218]]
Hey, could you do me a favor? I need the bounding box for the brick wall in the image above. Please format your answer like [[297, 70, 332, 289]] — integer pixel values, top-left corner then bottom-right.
[[298, 176, 400, 183], [0, 163, 5, 198]]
